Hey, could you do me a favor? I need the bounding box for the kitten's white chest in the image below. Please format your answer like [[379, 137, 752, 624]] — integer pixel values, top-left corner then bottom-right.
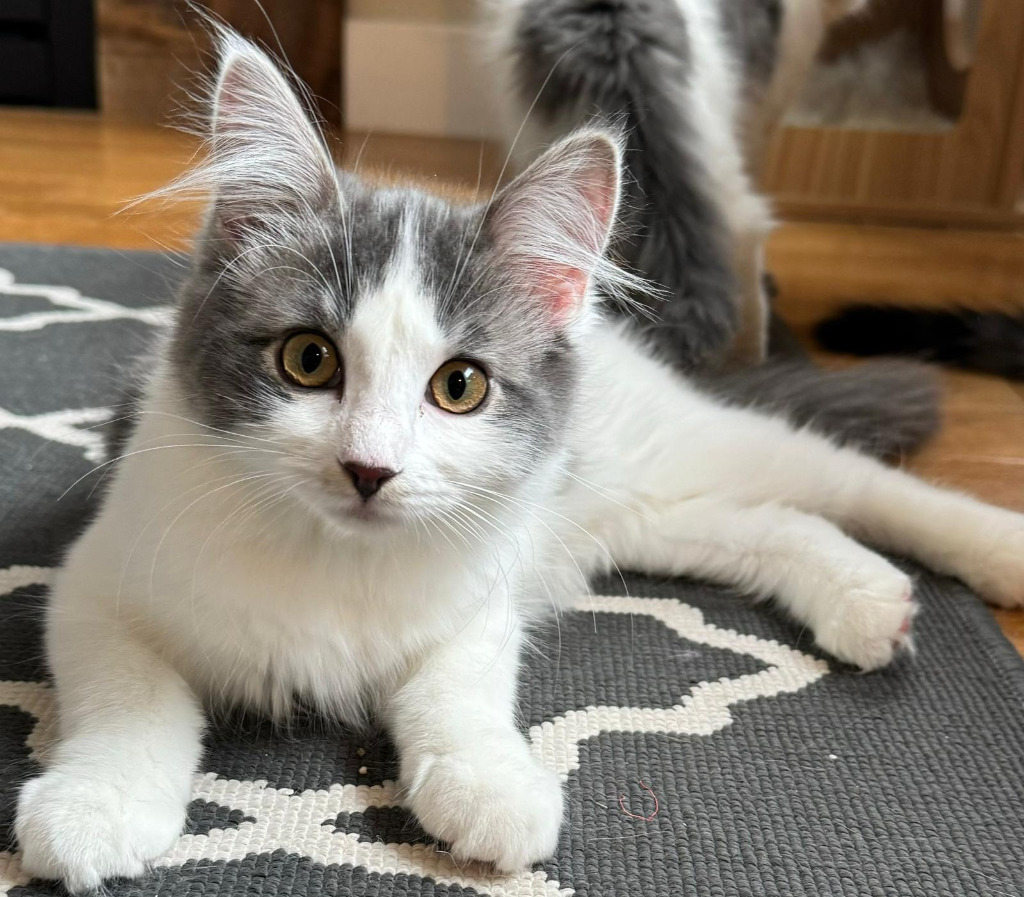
[[77, 471, 489, 721], [168, 533, 480, 719]]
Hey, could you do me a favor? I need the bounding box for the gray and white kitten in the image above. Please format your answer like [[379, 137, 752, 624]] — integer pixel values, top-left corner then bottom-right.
[[16, 33, 1024, 893], [486, 0, 942, 458]]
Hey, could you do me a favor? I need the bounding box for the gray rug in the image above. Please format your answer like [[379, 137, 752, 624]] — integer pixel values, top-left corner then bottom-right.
[[1, 243, 1023, 896]]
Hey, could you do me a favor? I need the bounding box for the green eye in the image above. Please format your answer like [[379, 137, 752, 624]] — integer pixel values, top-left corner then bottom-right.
[[280, 332, 341, 388], [430, 360, 488, 413]]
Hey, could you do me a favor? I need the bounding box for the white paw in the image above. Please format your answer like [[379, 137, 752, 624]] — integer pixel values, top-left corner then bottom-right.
[[16, 768, 186, 893], [814, 566, 917, 672], [959, 519, 1024, 609], [407, 733, 563, 872]]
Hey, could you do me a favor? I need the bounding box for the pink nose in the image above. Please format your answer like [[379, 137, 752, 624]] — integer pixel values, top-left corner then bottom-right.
[[341, 461, 397, 500]]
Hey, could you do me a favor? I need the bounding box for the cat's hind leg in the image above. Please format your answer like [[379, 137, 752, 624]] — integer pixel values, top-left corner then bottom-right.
[[599, 496, 915, 670], [766, 446, 1024, 610], [15, 594, 203, 893], [656, 407, 1024, 610], [584, 326, 1023, 611]]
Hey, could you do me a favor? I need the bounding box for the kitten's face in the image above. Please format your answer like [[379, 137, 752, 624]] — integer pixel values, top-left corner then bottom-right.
[[173, 187, 578, 534], [167, 37, 622, 538]]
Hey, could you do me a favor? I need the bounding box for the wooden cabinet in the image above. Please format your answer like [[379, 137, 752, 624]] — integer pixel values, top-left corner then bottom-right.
[[764, 0, 1024, 227], [95, 0, 342, 125]]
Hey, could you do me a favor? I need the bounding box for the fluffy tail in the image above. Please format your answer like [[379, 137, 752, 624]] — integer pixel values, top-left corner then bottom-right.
[[506, 1, 942, 456], [816, 305, 1024, 381], [507, 0, 738, 369], [701, 359, 943, 459]]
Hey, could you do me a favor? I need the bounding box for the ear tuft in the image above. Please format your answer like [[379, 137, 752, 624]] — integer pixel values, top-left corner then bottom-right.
[[487, 130, 640, 323], [209, 33, 339, 228], [141, 28, 340, 248]]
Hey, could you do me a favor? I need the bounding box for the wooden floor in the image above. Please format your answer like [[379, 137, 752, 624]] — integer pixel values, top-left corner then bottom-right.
[[1, 108, 1022, 652]]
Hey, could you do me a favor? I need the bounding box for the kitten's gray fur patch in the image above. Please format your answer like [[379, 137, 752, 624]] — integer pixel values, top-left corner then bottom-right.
[[413, 196, 579, 458], [718, 0, 783, 87], [702, 359, 943, 459], [512, 0, 739, 370], [171, 181, 405, 431]]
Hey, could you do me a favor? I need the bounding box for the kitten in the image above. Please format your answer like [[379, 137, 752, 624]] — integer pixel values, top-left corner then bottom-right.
[[16, 34, 1024, 893], [484, 0, 943, 458]]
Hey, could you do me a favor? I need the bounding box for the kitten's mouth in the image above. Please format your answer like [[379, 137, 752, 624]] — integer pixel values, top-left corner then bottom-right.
[[344, 499, 391, 522], [333, 490, 410, 528], [298, 479, 403, 529]]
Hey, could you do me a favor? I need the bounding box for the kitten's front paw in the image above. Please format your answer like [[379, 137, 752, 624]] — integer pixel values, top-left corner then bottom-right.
[[16, 769, 186, 893], [814, 566, 917, 671], [407, 735, 563, 872]]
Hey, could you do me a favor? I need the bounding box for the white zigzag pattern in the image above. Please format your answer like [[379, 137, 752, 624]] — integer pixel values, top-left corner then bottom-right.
[[0, 568, 828, 896], [0, 566, 51, 595], [0, 406, 112, 463], [530, 595, 829, 777], [0, 267, 171, 332], [0, 266, 170, 463]]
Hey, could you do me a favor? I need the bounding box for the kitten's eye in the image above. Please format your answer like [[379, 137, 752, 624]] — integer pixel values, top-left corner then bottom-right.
[[430, 360, 488, 414], [280, 332, 341, 388]]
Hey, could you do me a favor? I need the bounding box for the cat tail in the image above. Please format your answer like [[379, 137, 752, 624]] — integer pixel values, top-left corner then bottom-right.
[[816, 305, 1024, 381], [701, 359, 942, 459], [501, 0, 739, 369]]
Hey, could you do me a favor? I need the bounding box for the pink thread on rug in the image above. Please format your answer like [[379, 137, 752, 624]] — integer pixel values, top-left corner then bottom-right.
[[618, 780, 660, 821]]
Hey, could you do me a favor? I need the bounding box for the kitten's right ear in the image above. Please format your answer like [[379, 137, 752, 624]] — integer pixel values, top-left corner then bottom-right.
[[205, 32, 339, 243], [486, 129, 631, 325]]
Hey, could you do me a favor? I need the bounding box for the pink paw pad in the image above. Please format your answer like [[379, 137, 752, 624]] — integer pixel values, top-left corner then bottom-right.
[[897, 586, 915, 638]]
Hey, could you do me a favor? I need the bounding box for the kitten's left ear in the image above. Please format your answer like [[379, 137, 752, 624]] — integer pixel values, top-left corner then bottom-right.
[[486, 130, 623, 323], [206, 32, 339, 240]]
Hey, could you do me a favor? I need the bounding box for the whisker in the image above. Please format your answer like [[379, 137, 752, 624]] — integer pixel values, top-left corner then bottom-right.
[[454, 478, 633, 603], [123, 409, 293, 448], [146, 469, 291, 603], [56, 441, 291, 501], [563, 469, 644, 517], [453, 481, 592, 599], [115, 466, 289, 616]]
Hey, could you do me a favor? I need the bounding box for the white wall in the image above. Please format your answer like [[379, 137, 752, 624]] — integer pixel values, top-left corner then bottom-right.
[[343, 0, 502, 139]]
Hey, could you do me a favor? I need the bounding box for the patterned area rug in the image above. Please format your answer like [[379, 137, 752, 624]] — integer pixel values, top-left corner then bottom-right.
[[1, 243, 1023, 896]]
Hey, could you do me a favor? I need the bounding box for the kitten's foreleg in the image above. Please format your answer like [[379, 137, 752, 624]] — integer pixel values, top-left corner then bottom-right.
[[604, 496, 915, 670], [15, 606, 203, 893], [383, 607, 562, 871]]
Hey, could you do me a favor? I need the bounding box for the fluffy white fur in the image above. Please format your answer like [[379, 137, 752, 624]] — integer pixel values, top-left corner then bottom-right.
[[16, 31, 1024, 893]]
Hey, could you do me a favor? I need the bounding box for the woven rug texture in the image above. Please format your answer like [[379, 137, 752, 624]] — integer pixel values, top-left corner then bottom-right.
[[0, 244, 1023, 896]]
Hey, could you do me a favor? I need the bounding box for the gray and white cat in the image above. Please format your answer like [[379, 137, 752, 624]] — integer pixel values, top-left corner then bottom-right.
[[485, 0, 943, 458], [16, 33, 1024, 892]]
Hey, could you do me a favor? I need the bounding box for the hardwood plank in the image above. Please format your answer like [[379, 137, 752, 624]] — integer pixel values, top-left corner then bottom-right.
[[768, 222, 1024, 314]]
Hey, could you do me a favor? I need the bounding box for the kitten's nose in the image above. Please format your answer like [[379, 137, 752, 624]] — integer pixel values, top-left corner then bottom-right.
[[341, 461, 397, 500]]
